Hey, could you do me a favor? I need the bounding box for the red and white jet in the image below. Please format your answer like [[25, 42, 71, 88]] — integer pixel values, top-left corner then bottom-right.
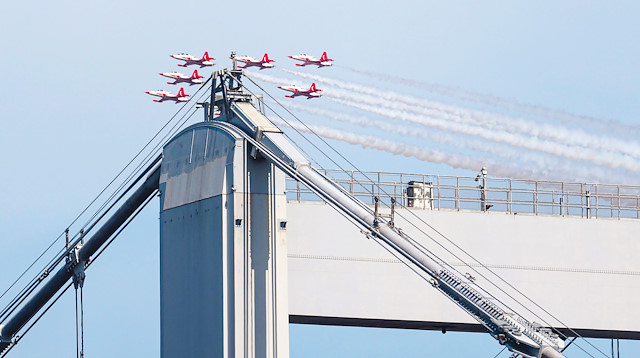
[[288, 52, 333, 67], [234, 53, 275, 70], [277, 83, 322, 99], [170, 52, 215, 68], [159, 69, 205, 86], [146, 88, 190, 103]]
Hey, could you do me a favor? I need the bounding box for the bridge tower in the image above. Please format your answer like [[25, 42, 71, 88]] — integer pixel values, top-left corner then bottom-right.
[[158, 84, 289, 357]]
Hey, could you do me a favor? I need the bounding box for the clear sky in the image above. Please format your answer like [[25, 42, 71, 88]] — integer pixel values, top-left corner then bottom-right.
[[1, 0, 639, 357]]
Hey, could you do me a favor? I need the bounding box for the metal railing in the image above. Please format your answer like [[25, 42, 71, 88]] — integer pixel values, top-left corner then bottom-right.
[[286, 169, 640, 220]]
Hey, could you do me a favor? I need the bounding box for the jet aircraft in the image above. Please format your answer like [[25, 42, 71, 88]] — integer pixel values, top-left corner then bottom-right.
[[234, 53, 275, 70], [159, 69, 205, 86], [277, 83, 322, 99], [288, 52, 333, 67], [170, 52, 215, 68], [146, 88, 190, 103]]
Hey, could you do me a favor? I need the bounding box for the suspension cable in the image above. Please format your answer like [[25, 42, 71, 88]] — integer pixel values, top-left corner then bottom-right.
[[0, 89, 205, 347], [242, 72, 608, 357], [0, 81, 211, 330], [0, 79, 209, 311], [80, 287, 84, 358], [0, 79, 210, 356], [2, 188, 159, 357], [0, 283, 73, 358], [75, 287, 79, 358]]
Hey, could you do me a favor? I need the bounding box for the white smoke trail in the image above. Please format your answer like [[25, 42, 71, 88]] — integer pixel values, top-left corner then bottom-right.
[[248, 71, 640, 172], [343, 66, 640, 138], [329, 97, 640, 173], [271, 118, 639, 184], [281, 69, 640, 161], [273, 119, 533, 178], [276, 101, 566, 170]]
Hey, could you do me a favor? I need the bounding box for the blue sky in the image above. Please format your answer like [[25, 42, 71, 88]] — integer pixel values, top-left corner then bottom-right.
[[1, 0, 639, 357]]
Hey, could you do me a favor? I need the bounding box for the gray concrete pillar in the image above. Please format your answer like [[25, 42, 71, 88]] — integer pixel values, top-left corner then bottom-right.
[[159, 122, 289, 358]]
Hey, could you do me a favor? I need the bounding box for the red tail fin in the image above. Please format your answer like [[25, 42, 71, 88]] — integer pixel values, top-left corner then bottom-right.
[[320, 51, 333, 62], [177, 88, 189, 97], [191, 69, 200, 78], [202, 51, 214, 60], [261, 53, 271, 62], [309, 83, 317, 92]]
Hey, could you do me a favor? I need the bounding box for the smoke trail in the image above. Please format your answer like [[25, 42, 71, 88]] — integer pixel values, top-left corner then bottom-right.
[[342, 66, 640, 138], [272, 118, 533, 177], [271, 118, 639, 184], [249, 71, 640, 172], [276, 101, 567, 170], [281, 69, 640, 160], [330, 97, 640, 173]]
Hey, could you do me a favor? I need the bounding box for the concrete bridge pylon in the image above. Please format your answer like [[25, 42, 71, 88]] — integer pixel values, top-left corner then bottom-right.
[[159, 122, 289, 358]]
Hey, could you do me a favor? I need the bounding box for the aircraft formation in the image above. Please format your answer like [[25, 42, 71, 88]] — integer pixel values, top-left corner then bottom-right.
[[146, 51, 332, 103]]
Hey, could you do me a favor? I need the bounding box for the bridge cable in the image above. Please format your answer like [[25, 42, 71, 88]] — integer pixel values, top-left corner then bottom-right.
[[3, 94, 205, 347], [0, 79, 211, 329], [242, 72, 607, 358], [0, 78, 204, 308], [4, 90, 206, 346], [248, 75, 607, 357], [0, 84, 209, 354], [0, 283, 73, 358], [75, 288, 79, 358], [0, 157, 159, 324], [492, 347, 506, 358], [561, 337, 577, 353], [80, 287, 84, 358], [1, 189, 158, 357]]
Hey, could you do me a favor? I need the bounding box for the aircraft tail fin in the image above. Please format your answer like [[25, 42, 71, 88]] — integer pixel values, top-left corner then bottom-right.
[[191, 69, 200, 78], [262, 53, 273, 63], [320, 51, 333, 62], [177, 88, 189, 97], [309, 83, 318, 92], [202, 51, 214, 60]]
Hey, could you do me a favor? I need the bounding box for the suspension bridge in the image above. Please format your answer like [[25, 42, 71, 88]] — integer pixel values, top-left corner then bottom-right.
[[0, 67, 637, 358]]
